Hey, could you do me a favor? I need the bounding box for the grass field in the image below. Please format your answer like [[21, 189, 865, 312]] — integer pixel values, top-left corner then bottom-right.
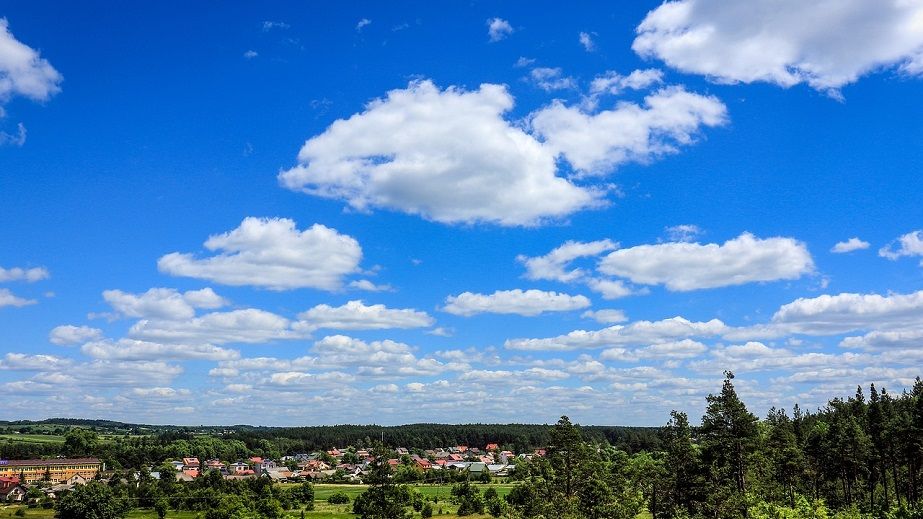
[[0, 434, 66, 445]]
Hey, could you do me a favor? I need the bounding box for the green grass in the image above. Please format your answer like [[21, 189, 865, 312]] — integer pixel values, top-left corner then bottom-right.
[[0, 434, 66, 445]]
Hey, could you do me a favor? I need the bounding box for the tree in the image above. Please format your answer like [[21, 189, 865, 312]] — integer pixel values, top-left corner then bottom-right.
[[699, 371, 759, 518], [56, 482, 130, 519], [64, 428, 100, 457]]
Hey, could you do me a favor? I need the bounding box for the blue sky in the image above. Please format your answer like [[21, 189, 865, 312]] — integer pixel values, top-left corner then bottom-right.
[[1, 0, 923, 426]]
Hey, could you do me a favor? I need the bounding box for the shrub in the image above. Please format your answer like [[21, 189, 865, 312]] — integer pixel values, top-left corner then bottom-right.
[[327, 491, 350, 504]]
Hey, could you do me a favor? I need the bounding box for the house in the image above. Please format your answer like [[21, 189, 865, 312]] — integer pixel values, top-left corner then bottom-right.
[[230, 462, 251, 474], [182, 469, 199, 479], [169, 460, 184, 471], [485, 443, 499, 451], [415, 459, 432, 470], [67, 474, 89, 485], [3, 485, 26, 502], [182, 458, 200, 470], [206, 459, 224, 471]]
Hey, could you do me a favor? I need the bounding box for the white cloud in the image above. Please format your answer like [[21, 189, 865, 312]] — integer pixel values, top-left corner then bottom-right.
[[243, 50, 258, 59], [519, 239, 618, 283], [579, 32, 595, 52], [770, 290, 923, 335], [0, 266, 48, 282], [356, 19, 372, 32], [158, 217, 363, 291], [81, 338, 239, 361], [102, 287, 227, 320], [0, 353, 72, 371], [514, 56, 536, 68], [505, 316, 727, 351], [665, 224, 702, 243], [0, 122, 26, 147], [832, 237, 870, 253], [632, 0, 923, 92], [311, 335, 452, 377], [0, 18, 62, 105], [0, 288, 35, 308], [841, 329, 923, 350], [130, 387, 190, 399], [879, 230, 923, 263], [487, 18, 513, 42], [443, 289, 590, 317], [129, 308, 298, 345], [600, 339, 707, 362], [348, 279, 392, 292], [589, 69, 664, 97], [529, 67, 578, 91], [598, 232, 814, 291], [278, 80, 601, 226], [296, 300, 434, 330], [582, 309, 628, 324], [49, 325, 103, 346], [585, 278, 639, 300], [531, 86, 727, 174]]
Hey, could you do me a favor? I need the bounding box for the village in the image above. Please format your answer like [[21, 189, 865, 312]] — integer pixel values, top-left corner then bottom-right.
[[0, 442, 532, 504]]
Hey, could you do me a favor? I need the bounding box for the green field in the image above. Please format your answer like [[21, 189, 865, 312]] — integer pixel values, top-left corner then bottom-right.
[[0, 434, 66, 445]]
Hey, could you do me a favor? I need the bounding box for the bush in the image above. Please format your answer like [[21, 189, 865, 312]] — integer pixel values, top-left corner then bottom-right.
[[327, 491, 350, 504], [421, 502, 433, 518]]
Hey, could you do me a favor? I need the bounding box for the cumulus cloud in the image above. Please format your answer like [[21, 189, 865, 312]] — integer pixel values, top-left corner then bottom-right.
[[49, 325, 103, 346], [129, 308, 298, 345], [487, 18, 513, 42], [443, 289, 590, 317], [582, 309, 628, 324], [600, 339, 708, 362], [505, 316, 727, 351], [531, 86, 727, 174], [158, 217, 363, 291], [598, 232, 814, 291], [0, 288, 35, 308], [0, 266, 48, 282], [279, 81, 601, 226], [518, 239, 618, 283], [832, 237, 870, 253], [529, 67, 577, 91], [0, 353, 72, 371], [632, 0, 923, 92], [879, 230, 923, 263], [770, 290, 923, 335], [81, 338, 239, 361], [585, 278, 639, 300], [356, 18, 372, 32], [296, 300, 434, 330], [102, 287, 227, 320], [664, 224, 702, 243], [0, 18, 62, 106]]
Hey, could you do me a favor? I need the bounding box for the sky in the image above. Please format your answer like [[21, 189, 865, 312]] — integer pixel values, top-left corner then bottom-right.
[[1, 0, 923, 427]]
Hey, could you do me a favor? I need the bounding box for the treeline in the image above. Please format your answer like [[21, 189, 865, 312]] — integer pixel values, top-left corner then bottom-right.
[[0, 422, 658, 469], [497, 372, 923, 519], [234, 423, 660, 454]]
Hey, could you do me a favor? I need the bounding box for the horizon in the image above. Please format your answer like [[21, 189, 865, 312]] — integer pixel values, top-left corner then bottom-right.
[[2, 1, 923, 427]]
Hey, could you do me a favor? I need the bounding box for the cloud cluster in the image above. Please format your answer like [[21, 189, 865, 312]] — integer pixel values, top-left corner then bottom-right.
[[280, 79, 726, 226], [443, 289, 591, 317], [633, 0, 923, 92], [279, 81, 600, 226], [880, 230, 923, 264], [158, 217, 363, 291]]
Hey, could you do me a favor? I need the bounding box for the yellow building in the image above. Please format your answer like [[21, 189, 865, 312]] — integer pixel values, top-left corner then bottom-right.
[[0, 458, 101, 484]]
